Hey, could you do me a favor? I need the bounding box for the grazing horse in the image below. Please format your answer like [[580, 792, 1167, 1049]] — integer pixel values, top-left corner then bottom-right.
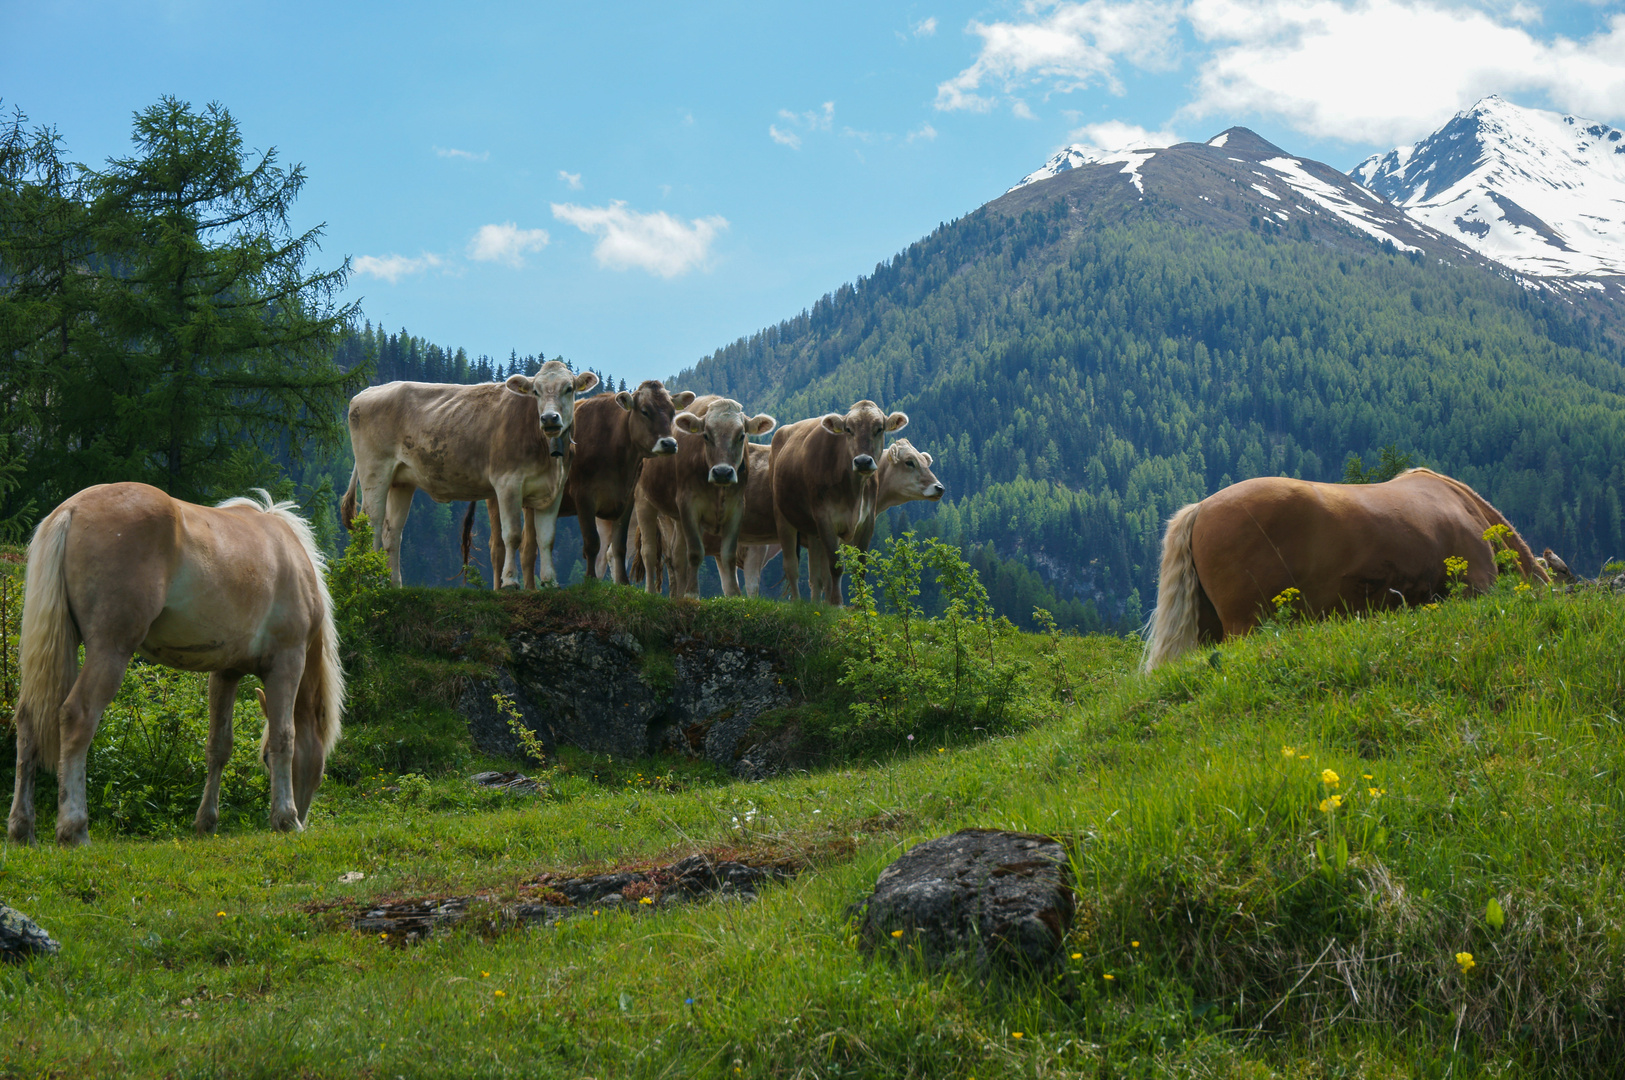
[[1142, 468, 1546, 672], [8, 483, 343, 847]]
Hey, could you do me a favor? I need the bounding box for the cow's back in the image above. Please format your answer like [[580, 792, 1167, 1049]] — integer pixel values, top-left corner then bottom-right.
[[770, 418, 849, 533], [348, 380, 546, 499]]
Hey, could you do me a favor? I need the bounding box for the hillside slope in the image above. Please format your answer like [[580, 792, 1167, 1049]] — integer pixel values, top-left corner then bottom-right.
[[678, 140, 1625, 615]]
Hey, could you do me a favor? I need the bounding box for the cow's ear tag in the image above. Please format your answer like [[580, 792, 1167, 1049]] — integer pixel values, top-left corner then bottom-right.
[[505, 374, 534, 396], [886, 411, 910, 433], [574, 371, 600, 393], [819, 414, 844, 436]]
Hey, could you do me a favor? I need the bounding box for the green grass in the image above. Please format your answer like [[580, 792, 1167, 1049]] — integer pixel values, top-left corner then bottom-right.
[[3, 576, 1625, 1077]]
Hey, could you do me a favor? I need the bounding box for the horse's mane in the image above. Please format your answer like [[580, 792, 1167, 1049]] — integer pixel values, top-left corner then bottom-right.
[[1397, 468, 1546, 580], [216, 489, 345, 751]]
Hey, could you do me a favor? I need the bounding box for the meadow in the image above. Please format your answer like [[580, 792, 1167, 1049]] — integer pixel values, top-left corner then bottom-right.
[[2, 549, 1624, 1078]]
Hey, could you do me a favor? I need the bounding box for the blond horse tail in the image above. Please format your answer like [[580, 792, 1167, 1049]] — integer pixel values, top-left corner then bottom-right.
[[340, 467, 359, 531], [1142, 501, 1204, 674], [16, 509, 79, 771]]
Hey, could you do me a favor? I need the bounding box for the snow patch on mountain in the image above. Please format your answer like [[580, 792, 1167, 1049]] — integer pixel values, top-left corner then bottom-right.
[[1010, 144, 1157, 194], [1353, 96, 1625, 278], [1260, 156, 1424, 254]]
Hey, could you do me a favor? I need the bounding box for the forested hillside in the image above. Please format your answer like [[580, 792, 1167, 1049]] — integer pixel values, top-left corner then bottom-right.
[[679, 201, 1625, 620]]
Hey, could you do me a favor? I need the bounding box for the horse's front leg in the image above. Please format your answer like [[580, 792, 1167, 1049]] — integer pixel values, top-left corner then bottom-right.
[[194, 672, 242, 836], [55, 643, 134, 847], [260, 659, 304, 833]]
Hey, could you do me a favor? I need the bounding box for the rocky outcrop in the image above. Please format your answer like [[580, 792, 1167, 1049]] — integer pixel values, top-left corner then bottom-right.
[[458, 629, 791, 776], [855, 829, 1074, 974], [1, 902, 60, 962]]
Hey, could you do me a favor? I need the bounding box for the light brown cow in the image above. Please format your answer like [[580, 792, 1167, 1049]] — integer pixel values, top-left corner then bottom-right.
[[770, 399, 908, 603], [694, 437, 943, 596], [341, 361, 598, 589], [633, 395, 775, 597], [462, 381, 696, 588]]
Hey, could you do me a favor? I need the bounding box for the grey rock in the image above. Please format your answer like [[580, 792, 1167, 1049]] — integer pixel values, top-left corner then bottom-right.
[[458, 668, 553, 761], [856, 828, 1074, 974], [470, 771, 545, 795], [460, 629, 790, 771], [1, 902, 60, 962]]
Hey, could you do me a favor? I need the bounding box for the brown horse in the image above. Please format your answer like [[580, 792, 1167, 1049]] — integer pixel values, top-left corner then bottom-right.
[[8, 484, 343, 847], [1142, 468, 1547, 672]]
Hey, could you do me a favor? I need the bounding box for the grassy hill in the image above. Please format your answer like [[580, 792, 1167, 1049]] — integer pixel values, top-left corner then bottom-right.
[[679, 192, 1625, 628], [5, 544, 1625, 1076]]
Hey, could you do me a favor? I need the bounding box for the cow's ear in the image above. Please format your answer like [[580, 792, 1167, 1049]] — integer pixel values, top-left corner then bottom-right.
[[614, 391, 634, 411], [505, 373, 534, 396], [671, 390, 697, 409], [747, 413, 776, 436], [885, 411, 909, 432], [574, 371, 600, 393], [819, 413, 845, 436], [674, 411, 705, 435], [921, 452, 933, 466]]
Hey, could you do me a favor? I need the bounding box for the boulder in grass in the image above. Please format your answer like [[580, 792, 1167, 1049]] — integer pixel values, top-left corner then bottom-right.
[[856, 828, 1073, 974], [0, 902, 60, 962]]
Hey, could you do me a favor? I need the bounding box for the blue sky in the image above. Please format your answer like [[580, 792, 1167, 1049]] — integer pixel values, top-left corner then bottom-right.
[[4, 1, 1622, 388]]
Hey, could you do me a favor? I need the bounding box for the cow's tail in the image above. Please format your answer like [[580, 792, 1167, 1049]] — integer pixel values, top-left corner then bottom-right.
[[16, 508, 80, 772], [628, 518, 646, 584], [1142, 501, 1204, 674], [461, 502, 478, 569], [340, 467, 359, 531]]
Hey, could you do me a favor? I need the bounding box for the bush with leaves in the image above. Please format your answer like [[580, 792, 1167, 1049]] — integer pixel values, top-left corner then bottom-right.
[[834, 534, 1033, 748]]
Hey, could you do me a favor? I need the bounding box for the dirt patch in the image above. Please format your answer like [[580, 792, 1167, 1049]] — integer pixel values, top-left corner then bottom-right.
[[347, 845, 837, 944]]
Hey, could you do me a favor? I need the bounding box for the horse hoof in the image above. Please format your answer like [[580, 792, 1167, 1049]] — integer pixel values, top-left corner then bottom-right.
[[55, 826, 90, 848], [6, 822, 35, 846]]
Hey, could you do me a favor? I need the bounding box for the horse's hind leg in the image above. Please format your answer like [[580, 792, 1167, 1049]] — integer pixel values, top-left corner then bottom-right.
[[9, 706, 41, 844], [260, 659, 305, 833], [292, 721, 323, 829], [55, 643, 135, 847], [194, 672, 241, 836]]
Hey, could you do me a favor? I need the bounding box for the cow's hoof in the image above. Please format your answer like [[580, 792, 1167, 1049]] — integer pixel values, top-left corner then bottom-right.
[[500, 580, 521, 591]]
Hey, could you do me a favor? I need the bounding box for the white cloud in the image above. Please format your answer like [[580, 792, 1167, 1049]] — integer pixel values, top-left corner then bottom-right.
[[352, 252, 443, 283], [1068, 119, 1182, 150], [1182, 0, 1625, 144], [936, 1, 1183, 112], [434, 146, 490, 162], [906, 122, 939, 142], [913, 15, 939, 35], [558, 170, 583, 189], [550, 201, 727, 278], [770, 101, 835, 148], [467, 222, 551, 268]]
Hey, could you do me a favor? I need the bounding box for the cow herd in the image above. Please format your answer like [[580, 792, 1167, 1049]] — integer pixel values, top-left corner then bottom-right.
[[340, 364, 944, 601]]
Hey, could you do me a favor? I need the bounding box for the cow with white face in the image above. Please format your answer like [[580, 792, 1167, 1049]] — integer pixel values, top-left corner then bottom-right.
[[341, 360, 598, 588], [770, 399, 908, 603], [634, 395, 775, 597]]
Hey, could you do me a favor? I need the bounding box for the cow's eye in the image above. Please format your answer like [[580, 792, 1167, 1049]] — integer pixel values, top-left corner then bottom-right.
[[907, 460, 917, 468]]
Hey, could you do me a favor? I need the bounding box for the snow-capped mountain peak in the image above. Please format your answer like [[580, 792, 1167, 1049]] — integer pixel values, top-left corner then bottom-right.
[[1352, 96, 1625, 279]]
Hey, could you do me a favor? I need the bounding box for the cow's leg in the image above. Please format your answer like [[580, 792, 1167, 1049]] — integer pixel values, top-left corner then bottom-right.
[[678, 506, 706, 598], [521, 508, 539, 589], [809, 516, 846, 605], [774, 515, 803, 601], [382, 485, 415, 588], [608, 510, 634, 585], [358, 470, 395, 568], [596, 518, 618, 580], [743, 545, 774, 598], [194, 672, 241, 836], [54, 641, 136, 847], [577, 496, 602, 579], [483, 498, 504, 590], [635, 498, 665, 595], [533, 502, 562, 586], [260, 655, 304, 833], [716, 503, 746, 598], [495, 488, 526, 589]]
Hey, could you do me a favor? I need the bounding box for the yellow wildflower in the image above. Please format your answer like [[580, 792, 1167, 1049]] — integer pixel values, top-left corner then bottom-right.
[[1281, 746, 1296, 759], [1368, 787, 1385, 798], [1012, 1032, 1023, 1039], [216, 911, 226, 917], [1131, 941, 1140, 948], [494, 989, 506, 998], [1456, 952, 1476, 974], [1321, 769, 1340, 787], [1319, 795, 1343, 812], [1071, 953, 1082, 960], [891, 930, 904, 938], [1103, 973, 1115, 980]]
